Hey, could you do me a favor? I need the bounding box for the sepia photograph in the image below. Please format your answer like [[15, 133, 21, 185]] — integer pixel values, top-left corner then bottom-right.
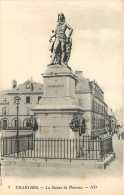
[[0, 0, 123, 194]]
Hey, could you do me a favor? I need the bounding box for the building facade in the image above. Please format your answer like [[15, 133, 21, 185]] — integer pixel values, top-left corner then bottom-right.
[[0, 71, 111, 136], [75, 71, 108, 136], [0, 79, 43, 130], [107, 108, 117, 133], [114, 108, 123, 128]]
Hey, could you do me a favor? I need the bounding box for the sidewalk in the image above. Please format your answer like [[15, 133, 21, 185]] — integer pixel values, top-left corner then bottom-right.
[[102, 134, 123, 177]]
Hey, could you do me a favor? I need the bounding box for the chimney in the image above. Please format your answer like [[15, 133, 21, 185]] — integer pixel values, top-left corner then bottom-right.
[[12, 80, 17, 88], [75, 71, 83, 79]]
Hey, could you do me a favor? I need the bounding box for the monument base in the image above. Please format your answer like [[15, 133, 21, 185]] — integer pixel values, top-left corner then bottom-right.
[[32, 64, 85, 139], [33, 105, 84, 139]]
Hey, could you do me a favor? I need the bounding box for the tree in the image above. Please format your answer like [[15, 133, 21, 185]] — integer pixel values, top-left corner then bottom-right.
[[69, 114, 87, 135], [69, 114, 80, 132]]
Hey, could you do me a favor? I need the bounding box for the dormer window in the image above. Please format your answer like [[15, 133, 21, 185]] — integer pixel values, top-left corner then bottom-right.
[[26, 83, 31, 89]]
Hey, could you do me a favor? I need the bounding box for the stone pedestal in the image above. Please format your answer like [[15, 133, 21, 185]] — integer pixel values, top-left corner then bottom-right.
[[32, 64, 84, 139]]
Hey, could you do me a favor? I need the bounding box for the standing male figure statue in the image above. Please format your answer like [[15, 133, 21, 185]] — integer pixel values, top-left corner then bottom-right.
[[49, 13, 73, 65]]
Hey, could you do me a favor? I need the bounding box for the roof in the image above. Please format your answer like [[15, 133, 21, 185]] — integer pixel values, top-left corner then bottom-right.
[[75, 77, 91, 93], [0, 79, 43, 95], [23, 79, 38, 84]]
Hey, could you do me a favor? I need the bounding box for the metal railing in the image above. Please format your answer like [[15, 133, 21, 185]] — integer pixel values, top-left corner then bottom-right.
[[1, 134, 33, 157], [100, 135, 113, 157], [1, 135, 113, 160]]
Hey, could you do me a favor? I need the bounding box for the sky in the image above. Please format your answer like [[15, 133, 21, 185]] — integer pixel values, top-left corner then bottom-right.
[[0, 0, 123, 111]]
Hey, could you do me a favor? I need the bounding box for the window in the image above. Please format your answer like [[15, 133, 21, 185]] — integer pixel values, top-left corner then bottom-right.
[[103, 107, 105, 114], [96, 102, 97, 112], [26, 119, 31, 127], [2, 120, 7, 129], [27, 107, 30, 115], [12, 119, 20, 128], [102, 106, 103, 113], [2, 107, 7, 115], [79, 97, 82, 107], [23, 118, 31, 128], [14, 120, 17, 128], [26, 96, 30, 103], [24, 119, 31, 127], [98, 119, 100, 129], [98, 104, 99, 113], [38, 96, 42, 103], [94, 102, 96, 111], [96, 119, 97, 129]]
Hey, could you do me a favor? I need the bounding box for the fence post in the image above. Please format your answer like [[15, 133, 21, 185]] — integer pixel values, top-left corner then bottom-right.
[[64, 138, 65, 159], [51, 138, 52, 159], [100, 137, 103, 158], [70, 139, 71, 163], [6, 139, 7, 157], [110, 136, 113, 153], [34, 134, 35, 158], [33, 134, 35, 149], [76, 138, 78, 158], [28, 136, 29, 157], [1, 138, 3, 157], [42, 138, 44, 159], [37, 138, 38, 158], [61, 138, 62, 159], [86, 136, 87, 159], [45, 138, 47, 161], [79, 139, 80, 159], [11, 139, 12, 157], [67, 138, 68, 159], [73, 138, 74, 159], [3, 139, 4, 156]]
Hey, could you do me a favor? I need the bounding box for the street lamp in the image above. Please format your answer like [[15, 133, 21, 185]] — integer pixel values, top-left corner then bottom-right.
[[14, 95, 21, 156]]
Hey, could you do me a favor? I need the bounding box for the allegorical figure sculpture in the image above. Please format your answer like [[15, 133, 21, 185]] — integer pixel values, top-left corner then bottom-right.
[[49, 13, 73, 66]]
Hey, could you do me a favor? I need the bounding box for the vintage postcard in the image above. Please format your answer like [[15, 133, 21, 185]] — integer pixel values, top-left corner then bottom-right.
[[0, 0, 123, 195]]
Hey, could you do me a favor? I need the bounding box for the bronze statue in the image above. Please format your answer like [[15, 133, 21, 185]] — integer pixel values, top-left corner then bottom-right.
[[49, 13, 73, 66]]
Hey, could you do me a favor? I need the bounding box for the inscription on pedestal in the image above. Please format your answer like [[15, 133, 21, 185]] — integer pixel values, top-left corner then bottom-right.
[[48, 84, 64, 88], [44, 77, 66, 97]]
